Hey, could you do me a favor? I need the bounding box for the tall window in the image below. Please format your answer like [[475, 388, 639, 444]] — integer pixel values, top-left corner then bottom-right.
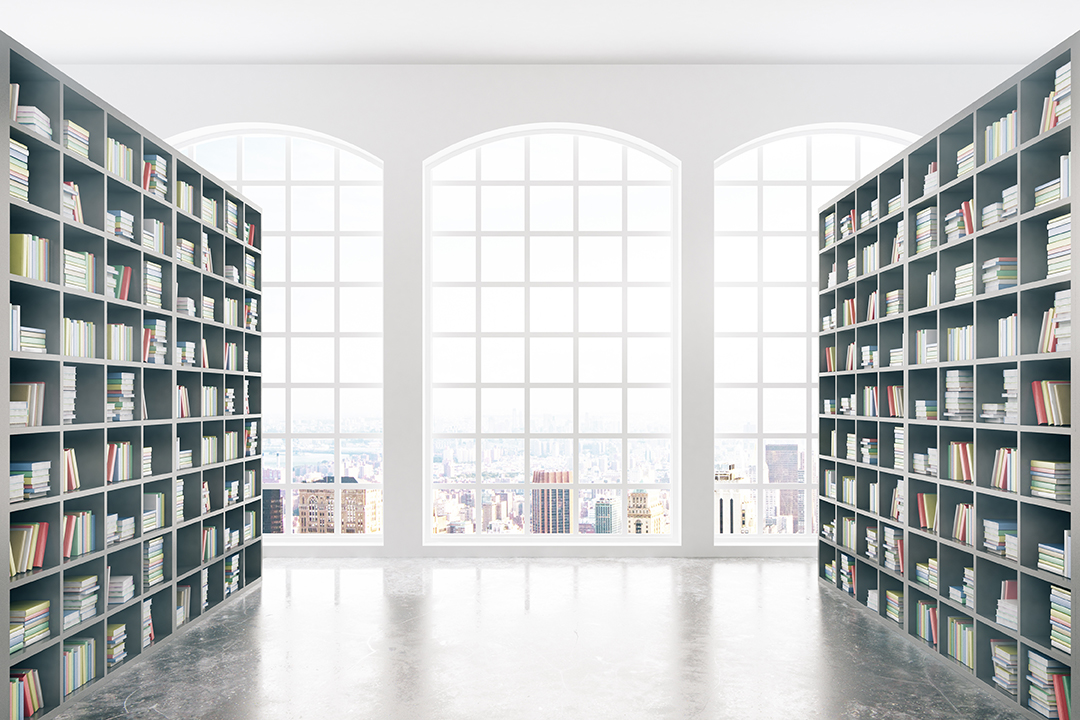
[[713, 123, 915, 540], [172, 124, 384, 542], [425, 125, 680, 542]]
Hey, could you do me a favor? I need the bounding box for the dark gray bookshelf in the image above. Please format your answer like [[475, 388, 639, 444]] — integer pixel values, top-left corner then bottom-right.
[[3, 29, 262, 717], [818, 32, 1076, 719]]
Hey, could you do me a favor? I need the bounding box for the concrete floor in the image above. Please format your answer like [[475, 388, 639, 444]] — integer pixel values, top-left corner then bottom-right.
[[54, 557, 1029, 720]]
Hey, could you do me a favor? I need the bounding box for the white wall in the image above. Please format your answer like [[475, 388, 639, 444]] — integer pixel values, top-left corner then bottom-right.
[[60, 62, 1020, 556]]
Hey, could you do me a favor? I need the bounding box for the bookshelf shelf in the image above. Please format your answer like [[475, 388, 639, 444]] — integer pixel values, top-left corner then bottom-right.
[[3, 30, 263, 717], [819, 32, 1076, 720]]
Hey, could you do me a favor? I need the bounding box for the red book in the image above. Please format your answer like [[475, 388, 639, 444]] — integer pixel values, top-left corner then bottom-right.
[[960, 445, 972, 481], [917, 493, 928, 528], [142, 327, 151, 362], [1033, 380, 1048, 424], [120, 265, 131, 301], [142, 161, 151, 191], [1053, 673, 1070, 720], [32, 521, 47, 568], [62, 514, 76, 559], [961, 200, 974, 236], [106, 443, 117, 483]]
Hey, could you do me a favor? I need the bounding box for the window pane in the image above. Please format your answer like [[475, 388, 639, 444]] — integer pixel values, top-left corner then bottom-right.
[[480, 186, 525, 231], [715, 489, 757, 534], [764, 489, 806, 534], [579, 237, 621, 282], [579, 337, 623, 383], [715, 238, 758, 282], [433, 489, 476, 534], [714, 337, 757, 384], [628, 237, 671, 282], [579, 288, 622, 332], [291, 438, 334, 483], [529, 187, 574, 231], [579, 388, 622, 433], [580, 488, 622, 534], [714, 388, 757, 433], [432, 186, 476, 231], [529, 135, 574, 181], [263, 337, 286, 383], [291, 236, 336, 282], [194, 137, 237, 181], [292, 488, 335, 533], [579, 439, 621, 484], [627, 187, 672, 232], [578, 136, 623, 181], [340, 389, 383, 433], [483, 488, 525, 533], [480, 388, 525, 433], [340, 338, 383, 383], [340, 186, 382, 231], [263, 438, 286, 483], [762, 338, 807, 383], [340, 237, 383, 282], [714, 438, 758, 483], [481, 288, 525, 332], [480, 137, 525, 181], [433, 440, 476, 484], [243, 186, 285, 232], [529, 236, 573, 281], [762, 287, 807, 332], [432, 338, 475, 382], [340, 153, 381, 181], [762, 389, 808, 433], [263, 236, 286, 282], [432, 388, 476, 433], [263, 287, 285, 333], [627, 288, 670, 332], [627, 338, 670, 384], [530, 338, 573, 383], [481, 237, 525, 282], [627, 388, 671, 433], [762, 237, 809, 282], [762, 186, 807, 232], [481, 439, 526, 484], [292, 388, 335, 433], [627, 149, 671, 182], [762, 136, 806, 181], [530, 439, 573, 477], [714, 186, 757, 232], [291, 287, 335, 332], [529, 288, 573, 332], [626, 489, 671, 534], [714, 149, 757, 181], [579, 187, 622, 231], [291, 137, 335, 180], [811, 135, 857, 181], [291, 186, 335, 231], [339, 288, 383, 333], [291, 337, 335, 383], [480, 337, 524, 383], [714, 287, 757, 332], [432, 237, 476, 282], [628, 439, 672, 484], [530, 388, 573, 433], [263, 388, 286, 434], [341, 487, 383, 533], [431, 287, 476, 333], [431, 150, 475, 182]]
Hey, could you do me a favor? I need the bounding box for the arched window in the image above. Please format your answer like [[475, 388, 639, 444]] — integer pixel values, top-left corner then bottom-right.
[[425, 124, 680, 542], [713, 123, 917, 540], [171, 124, 384, 542]]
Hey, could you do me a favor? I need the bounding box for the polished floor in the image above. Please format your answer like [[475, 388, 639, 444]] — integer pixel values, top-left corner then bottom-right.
[[55, 557, 1029, 720]]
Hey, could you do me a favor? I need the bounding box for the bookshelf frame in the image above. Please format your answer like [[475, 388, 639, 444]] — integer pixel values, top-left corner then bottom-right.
[[818, 32, 1077, 718], [3, 30, 262, 717]]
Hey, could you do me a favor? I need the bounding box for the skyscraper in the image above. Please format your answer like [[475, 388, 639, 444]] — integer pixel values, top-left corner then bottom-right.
[[263, 488, 284, 534], [341, 488, 383, 533], [595, 498, 619, 534], [765, 444, 805, 533], [627, 490, 667, 534], [531, 488, 572, 533], [295, 488, 335, 533]]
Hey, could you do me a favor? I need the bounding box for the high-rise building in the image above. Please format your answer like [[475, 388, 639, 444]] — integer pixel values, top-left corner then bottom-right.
[[341, 488, 383, 533], [627, 490, 667, 534], [595, 498, 619, 534], [765, 444, 806, 533], [531, 488, 572, 533], [263, 488, 284, 534], [296, 488, 335, 533], [715, 491, 756, 534]]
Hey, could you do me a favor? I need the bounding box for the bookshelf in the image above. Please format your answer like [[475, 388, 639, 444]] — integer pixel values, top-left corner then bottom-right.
[[819, 33, 1076, 719], [3, 31, 262, 717]]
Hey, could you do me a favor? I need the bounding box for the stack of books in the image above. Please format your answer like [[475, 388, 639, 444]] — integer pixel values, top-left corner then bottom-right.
[[227, 200, 240, 237], [1055, 61, 1072, 124], [107, 209, 134, 241], [893, 427, 905, 471], [62, 181, 82, 222], [202, 196, 218, 225], [106, 264, 132, 301], [956, 142, 975, 175], [176, 297, 197, 317], [944, 201, 973, 242], [860, 437, 878, 465], [62, 249, 96, 292], [10, 600, 49, 650], [981, 257, 1017, 292], [953, 262, 974, 298], [245, 297, 259, 331], [144, 260, 163, 308], [915, 399, 938, 421], [142, 319, 167, 364], [885, 589, 903, 623], [922, 162, 939, 195], [62, 575, 99, 629], [10, 460, 49, 501], [913, 450, 939, 478], [1030, 460, 1071, 501], [914, 207, 937, 253], [143, 536, 165, 587], [990, 641, 1018, 696], [840, 210, 855, 238], [1027, 650, 1069, 720], [884, 289, 903, 316], [202, 296, 215, 321], [1050, 585, 1071, 654], [107, 575, 134, 606], [141, 598, 154, 649], [177, 340, 196, 367], [1003, 368, 1020, 423], [823, 213, 836, 246], [106, 624, 127, 667], [176, 237, 196, 265], [61, 366, 76, 424], [1038, 535, 1070, 577], [226, 554, 242, 596], [1047, 213, 1072, 277], [883, 527, 904, 574], [142, 155, 168, 199], [944, 368, 974, 421], [983, 518, 1017, 556], [64, 119, 90, 157], [15, 105, 51, 140], [106, 372, 135, 422], [9, 138, 28, 202], [142, 218, 165, 253], [995, 579, 1018, 630], [1055, 289, 1072, 351]]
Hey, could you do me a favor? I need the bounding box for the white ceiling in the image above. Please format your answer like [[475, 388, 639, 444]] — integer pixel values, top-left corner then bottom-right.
[[6, 0, 1080, 64]]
